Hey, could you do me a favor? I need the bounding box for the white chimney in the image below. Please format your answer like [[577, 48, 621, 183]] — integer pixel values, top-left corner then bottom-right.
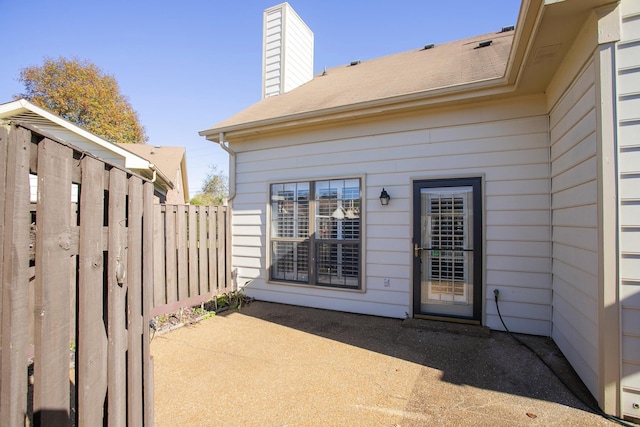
[[262, 2, 314, 99]]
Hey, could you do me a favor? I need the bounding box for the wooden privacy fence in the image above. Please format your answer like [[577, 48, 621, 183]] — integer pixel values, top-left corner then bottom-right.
[[0, 123, 155, 426], [151, 204, 232, 317]]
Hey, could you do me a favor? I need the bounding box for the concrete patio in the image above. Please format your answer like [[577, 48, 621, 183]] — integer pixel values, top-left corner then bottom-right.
[[151, 301, 618, 426]]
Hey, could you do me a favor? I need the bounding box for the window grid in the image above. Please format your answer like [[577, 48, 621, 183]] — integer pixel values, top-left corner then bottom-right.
[[270, 178, 361, 289]]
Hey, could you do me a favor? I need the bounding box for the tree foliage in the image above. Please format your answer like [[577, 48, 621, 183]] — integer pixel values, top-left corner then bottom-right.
[[190, 166, 228, 206], [17, 56, 148, 144]]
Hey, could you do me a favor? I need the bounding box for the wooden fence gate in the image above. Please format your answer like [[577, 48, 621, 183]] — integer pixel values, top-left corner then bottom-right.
[[0, 123, 155, 426]]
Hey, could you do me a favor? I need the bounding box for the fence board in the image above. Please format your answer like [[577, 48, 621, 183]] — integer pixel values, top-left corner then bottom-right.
[[34, 138, 73, 426], [188, 205, 198, 298], [153, 204, 165, 307], [0, 127, 6, 379], [176, 206, 188, 301], [142, 182, 154, 426], [198, 207, 208, 294], [218, 207, 227, 290], [107, 167, 127, 427], [0, 126, 31, 427], [165, 206, 177, 305], [77, 156, 108, 426], [127, 177, 144, 427], [208, 207, 218, 291]]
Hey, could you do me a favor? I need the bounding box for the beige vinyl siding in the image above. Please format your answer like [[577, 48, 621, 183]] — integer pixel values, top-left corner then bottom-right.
[[618, 1, 640, 418], [549, 57, 599, 396], [229, 95, 551, 330]]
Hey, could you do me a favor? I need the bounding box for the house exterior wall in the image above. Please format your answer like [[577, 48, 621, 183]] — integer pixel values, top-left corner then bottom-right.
[[164, 166, 187, 204], [230, 94, 551, 334], [618, 0, 640, 419], [549, 56, 600, 398]]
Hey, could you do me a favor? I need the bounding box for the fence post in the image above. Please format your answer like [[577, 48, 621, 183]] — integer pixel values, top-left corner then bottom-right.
[[226, 206, 233, 291]]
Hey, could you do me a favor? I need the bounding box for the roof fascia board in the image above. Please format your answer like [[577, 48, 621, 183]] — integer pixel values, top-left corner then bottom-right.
[[504, 0, 546, 86], [201, 76, 515, 141], [0, 99, 150, 169], [180, 155, 189, 203]]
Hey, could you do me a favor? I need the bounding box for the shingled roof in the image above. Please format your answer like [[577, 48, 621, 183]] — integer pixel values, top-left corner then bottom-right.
[[118, 143, 189, 203], [205, 30, 514, 134]]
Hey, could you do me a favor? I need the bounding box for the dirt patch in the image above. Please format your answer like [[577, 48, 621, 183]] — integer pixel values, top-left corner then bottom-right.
[[150, 292, 253, 337]]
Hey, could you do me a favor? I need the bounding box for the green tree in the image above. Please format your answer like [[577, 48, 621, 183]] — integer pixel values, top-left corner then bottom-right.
[[190, 166, 228, 206], [17, 56, 148, 144]]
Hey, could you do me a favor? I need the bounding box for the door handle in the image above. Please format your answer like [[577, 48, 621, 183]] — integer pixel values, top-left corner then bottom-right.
[[414, 243, 422, 258]]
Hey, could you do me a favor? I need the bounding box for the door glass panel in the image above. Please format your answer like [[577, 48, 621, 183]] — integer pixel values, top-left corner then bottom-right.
[[420, 187, 474, 317]]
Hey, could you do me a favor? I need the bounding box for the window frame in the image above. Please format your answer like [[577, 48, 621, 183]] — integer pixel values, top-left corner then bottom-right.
[[267, 175, 366, 292]]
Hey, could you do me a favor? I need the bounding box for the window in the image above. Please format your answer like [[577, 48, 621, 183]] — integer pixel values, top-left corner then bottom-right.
[[270, 178, 361, 289]]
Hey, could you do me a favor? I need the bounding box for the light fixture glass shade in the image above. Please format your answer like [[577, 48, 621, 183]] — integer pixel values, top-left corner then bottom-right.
[[380, 188, 390, 205]]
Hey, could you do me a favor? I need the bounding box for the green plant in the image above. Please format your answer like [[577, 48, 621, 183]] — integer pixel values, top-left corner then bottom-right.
[[212, 290, 252, 312]]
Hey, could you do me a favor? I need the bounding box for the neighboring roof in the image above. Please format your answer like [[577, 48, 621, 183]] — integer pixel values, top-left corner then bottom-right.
[[0, 99, 150, 169], [118, 143, 189, 202], [0, 98, 174, 192], [202, 30, 514, 136]]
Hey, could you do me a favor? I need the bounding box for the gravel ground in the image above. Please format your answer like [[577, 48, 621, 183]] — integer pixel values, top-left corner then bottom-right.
[[151, 301, 621, 427]]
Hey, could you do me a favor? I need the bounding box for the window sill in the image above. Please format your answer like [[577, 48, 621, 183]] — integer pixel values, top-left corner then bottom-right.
[[266, 279, 366, 293]]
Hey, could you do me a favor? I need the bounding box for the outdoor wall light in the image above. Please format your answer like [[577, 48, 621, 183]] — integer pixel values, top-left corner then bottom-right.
[[379, 188, 390, 206]]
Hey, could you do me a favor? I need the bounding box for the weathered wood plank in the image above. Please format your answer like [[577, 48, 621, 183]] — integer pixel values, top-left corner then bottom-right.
[[225, 206, 232, 290], [176, 206, 188, 301], [188, 205, 199, 298], [164, 206, 178, 305], [153, 204, 166, 307], [77, 156, 108, 427], [218, 206, 227, 291], [127, 177, 144, 427], [0, 126, 32, 427], [198, 206, 208, 294], [0, 126, 7, 414], [33, 137, 72, 427], [107, 167, 127, 427], [208, 206, 218, 292], [142, 182, 154, 426]]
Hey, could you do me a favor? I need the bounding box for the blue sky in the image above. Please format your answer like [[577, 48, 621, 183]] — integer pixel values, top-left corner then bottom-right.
[[0, 1, 521, 197]]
